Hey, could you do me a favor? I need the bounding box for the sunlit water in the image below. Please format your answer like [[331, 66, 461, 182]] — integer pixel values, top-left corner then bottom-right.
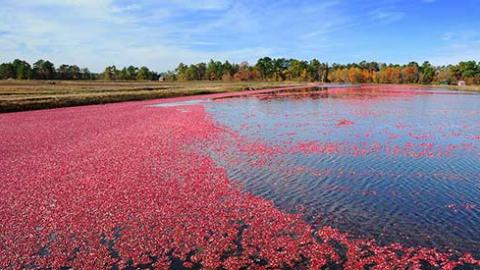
[[204, 86, 480, 254]]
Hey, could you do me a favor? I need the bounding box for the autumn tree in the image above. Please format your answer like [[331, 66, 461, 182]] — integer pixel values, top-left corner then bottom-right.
[[380, 66, 402, 84], [401, 62, 419, 84], [347, 67, 365, 83], [436, 65, 457, 84], [234, 62, 259, 81], [286, 59, 309, 81], [328, 68, 348, 83]]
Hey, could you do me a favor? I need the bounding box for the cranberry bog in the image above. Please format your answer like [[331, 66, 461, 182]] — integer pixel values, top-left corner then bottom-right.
[[1, 85, 480, 269]]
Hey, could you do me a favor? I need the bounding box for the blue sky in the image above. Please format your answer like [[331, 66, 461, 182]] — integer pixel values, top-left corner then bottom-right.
[[0, 0, 479, 72]]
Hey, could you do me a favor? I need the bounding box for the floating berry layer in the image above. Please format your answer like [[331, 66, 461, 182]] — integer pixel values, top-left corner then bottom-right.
[[1, 88, 479, 269]]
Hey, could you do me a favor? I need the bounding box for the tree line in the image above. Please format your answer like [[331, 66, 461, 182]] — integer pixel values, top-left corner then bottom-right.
[[173, 58, 480, 85], [170, 59, 329, 82], [0, 59, 160, 81], [1, 58, 479, 85], [0, 59, 95, 80]]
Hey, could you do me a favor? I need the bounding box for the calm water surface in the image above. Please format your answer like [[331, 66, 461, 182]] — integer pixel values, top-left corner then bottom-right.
[[204, 86, 480, 254]]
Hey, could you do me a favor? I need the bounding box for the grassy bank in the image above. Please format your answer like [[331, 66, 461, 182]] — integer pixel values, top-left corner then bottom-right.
[[434, 84, 480, 92], [0, 80, 300, 113]]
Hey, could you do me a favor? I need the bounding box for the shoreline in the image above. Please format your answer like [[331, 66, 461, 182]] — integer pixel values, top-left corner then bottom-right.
[[2, 81, 479, 113]]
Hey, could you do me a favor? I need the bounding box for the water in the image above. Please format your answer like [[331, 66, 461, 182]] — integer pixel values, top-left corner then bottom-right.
[[204, 85, 480, 254]]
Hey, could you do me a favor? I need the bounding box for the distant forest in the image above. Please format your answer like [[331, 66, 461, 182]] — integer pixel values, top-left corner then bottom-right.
[[1, 58, 479, 85]]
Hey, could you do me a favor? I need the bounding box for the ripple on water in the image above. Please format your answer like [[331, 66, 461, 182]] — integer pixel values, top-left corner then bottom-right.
[[205, 86, 480, 254]]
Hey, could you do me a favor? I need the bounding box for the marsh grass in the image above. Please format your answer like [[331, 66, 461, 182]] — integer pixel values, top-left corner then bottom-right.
[[436, 84, 480, 92], [0, 80, 299, 112]]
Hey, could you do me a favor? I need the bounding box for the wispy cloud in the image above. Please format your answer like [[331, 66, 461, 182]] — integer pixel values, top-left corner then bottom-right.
[[370, 8, 405, 23]]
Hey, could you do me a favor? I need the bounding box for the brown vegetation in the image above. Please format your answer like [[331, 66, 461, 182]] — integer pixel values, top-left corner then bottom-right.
[[0, 80, 299, 113]]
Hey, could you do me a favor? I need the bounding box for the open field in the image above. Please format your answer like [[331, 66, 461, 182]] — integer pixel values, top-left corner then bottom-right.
[[0, 80, 300, 113]]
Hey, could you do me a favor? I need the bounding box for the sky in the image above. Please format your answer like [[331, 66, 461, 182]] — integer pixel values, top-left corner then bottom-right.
[[0, 0, 479, 72]]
